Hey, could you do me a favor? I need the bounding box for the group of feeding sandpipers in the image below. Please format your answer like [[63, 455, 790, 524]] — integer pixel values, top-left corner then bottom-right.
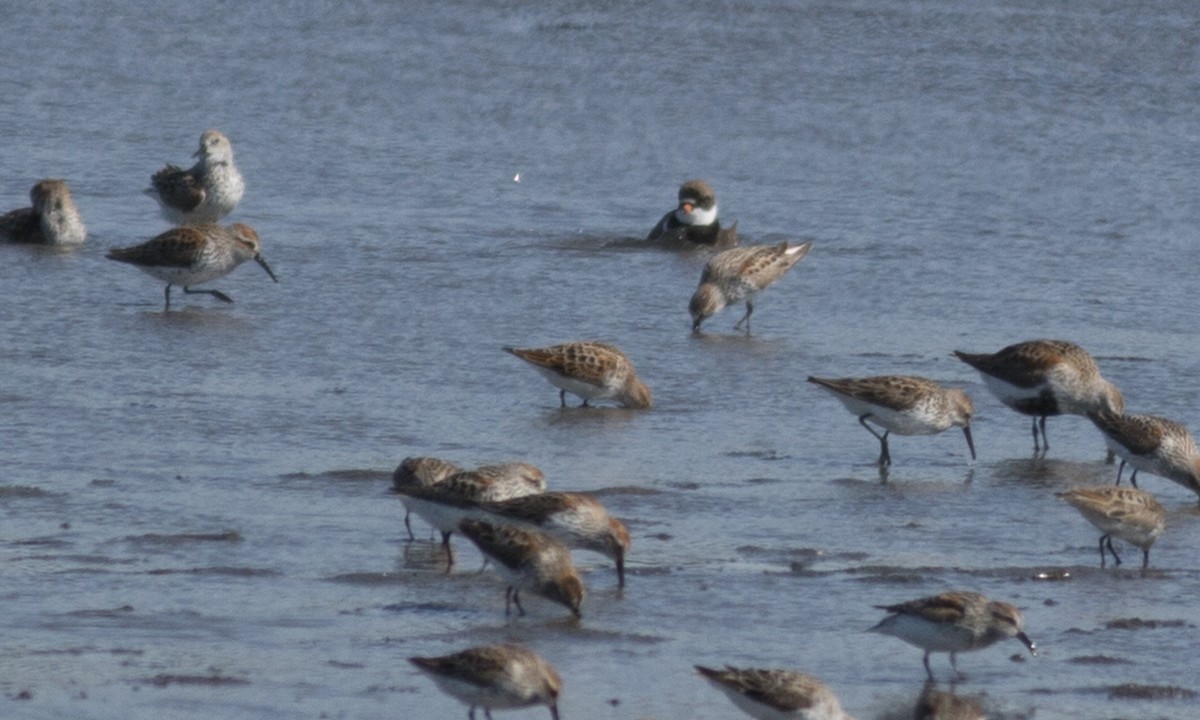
[[6, 145, 1200, 720]]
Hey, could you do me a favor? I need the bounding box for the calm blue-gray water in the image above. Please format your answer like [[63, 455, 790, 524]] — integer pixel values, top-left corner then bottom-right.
[[3, 2, 1200, 718]]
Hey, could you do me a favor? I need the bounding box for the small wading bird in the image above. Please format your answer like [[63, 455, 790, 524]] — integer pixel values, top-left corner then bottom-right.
[[106, 223, 277, 310], [953, 339, 1122, 454], [409, 644, 562, 720], [689, 241, 812, 333], [807, 375, 975, 467], [146, 129, 245, 224]]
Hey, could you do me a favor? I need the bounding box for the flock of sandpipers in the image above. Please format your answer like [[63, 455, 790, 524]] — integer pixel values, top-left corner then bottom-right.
[[5, 146, 1199, 720]]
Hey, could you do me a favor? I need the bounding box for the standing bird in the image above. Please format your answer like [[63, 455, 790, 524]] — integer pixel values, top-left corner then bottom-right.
[[869, 591, 1037, 680], [392, 456, 462, 541], [689, 241, 813, 333], [0, 179, 86, 246], [106, 223, 277, 310], [953, 339, 1123, 453], [457, 518, 585, 619], [1057, 486, 1166, 568], [504, 341, 652, 409], [695, 665, 857, 720], [1088, 410, 1200, 499], [395, 463, 546, 570], [146, 129, 245, 224], [409, 644, 562, 720], [807, 375, 975, 467], [646, 179, 738, 247]]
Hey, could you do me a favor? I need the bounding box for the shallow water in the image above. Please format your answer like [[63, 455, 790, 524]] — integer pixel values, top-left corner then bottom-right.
[[3, 1, 1200, 718]]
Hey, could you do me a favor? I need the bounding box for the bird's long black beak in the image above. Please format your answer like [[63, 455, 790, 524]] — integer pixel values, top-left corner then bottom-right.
[[1018, 631, 1037, 656], [256, 256, 279, 283], [963, 425, 977, 461]]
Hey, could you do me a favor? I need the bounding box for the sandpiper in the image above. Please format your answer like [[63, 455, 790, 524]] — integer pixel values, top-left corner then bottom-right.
[[457, 518, 584, 618], [0, 179, 86, 246], [689, 241, 813, 333], [504, 341, 652, 409], [409, 643, 562, 720], [392, 456, 462, 541], [1088, 410, 1200, 499], [476, 492, 631, 588], [395, 463, 546, 570], [1058, 485, 1165, 568], [869, 590, 1036, 680], [146, 129, 245, 224], [953, 339, 1123, 453], [695, 665, 856, 720], [807, 375, 975, 466], [105, 223, 277, 310], [646, 179, 738, 247]]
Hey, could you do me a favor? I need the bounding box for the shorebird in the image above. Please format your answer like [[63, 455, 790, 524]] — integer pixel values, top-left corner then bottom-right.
[[689, 241, 813, 333], [807, 375, 975, 466], [695, 665, 857, 720], [646, 179, 738, 247], [392, 456, 462, 541], [1088, 410, 1200, 499], [146, 129, 245, 224], [409, 644, 562, 720], [394, 463, 546, 570], [0, 179, 86, 246], [105, 223, 277, 310], [1058, 485, 1166, 568], [953, 339, 1123, 453], [869, 590, 1036, 680], [457, 518, 585, 618], [504, 341, 652, 409]]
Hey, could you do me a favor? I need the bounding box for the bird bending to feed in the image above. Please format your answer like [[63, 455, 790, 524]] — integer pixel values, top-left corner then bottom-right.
[[646, 179, 738, 247], [690, 241, 812, 333], [409, 643, 562, 720], [807, 375, 975, 467], [476, 492, 631, 588], [146, 129, 245, 224], [0, 179, 86, 246], [696, 665, 857, 720], [1088, 410, 1200, 499], [869, 590, 1036, 680], [1057, 485, 1165, 568], [393, 463, 545, 570], [953, 339, 1123, 453], [504, 341, 652, 409], [392, 456, 463, 541], [106, 223, 277, 310], [458, 518, 584, 618]]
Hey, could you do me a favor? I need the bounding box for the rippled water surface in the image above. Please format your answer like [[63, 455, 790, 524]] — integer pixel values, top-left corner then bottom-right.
[[3, 2, 1200, 719]]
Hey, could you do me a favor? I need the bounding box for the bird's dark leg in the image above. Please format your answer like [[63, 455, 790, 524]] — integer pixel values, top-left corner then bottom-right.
[[184, 286, 234, 303], [484, 709, 495, 720], [505, 586, 514, 616], [468, 706, 477, 720], [733, 301, 754, 332], [559, 390, 566, 408], [1115, 460, 1126, 485], [950, 652, 963, 679], [163, 284, 173, 311], [580, 399, 590, 408], [441, 531, 454, 571], [1129, 470, 1139, 488], [404, 511, 414, 542], [1101, 535, 1121, 567], [513, 590, 526, 616], [922, 651, 935, 681], [1039, 416, 1049, 451], [858, 416, 891, 466], [1142, 548, 1151, 569]]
